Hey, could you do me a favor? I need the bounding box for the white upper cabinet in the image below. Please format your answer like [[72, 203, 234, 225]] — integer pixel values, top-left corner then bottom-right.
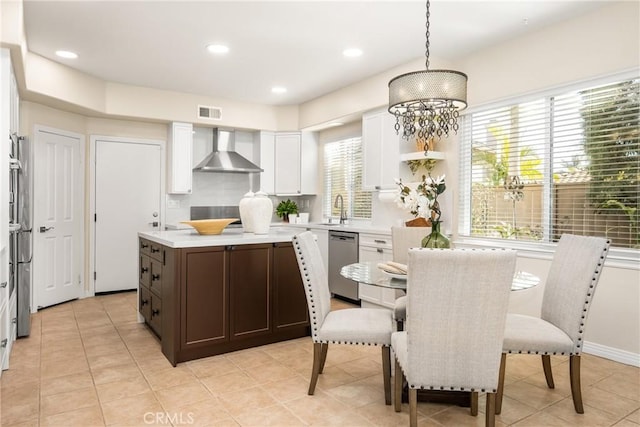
[[167, 122, 193, 194], [362, 108, 400, 191], [260, 131, 317, 195], [257, 131, 275, 194]]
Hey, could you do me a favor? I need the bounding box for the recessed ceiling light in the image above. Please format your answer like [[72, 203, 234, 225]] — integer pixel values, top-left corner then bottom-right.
[[207, 44, 229, 54], [55, 50, 78, 59], [271, 86, 287, 94], [343, 48, 363, 58]]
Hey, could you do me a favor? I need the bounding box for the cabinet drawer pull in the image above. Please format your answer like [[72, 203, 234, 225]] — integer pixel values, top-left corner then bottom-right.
[[377, 248, 384, 253], [0, 281, 6, 288], [1, 339, 7, 348], [141, 299, 149, 306], [12, 318, 17, 324], [151, 274, 160, 281], [374, 240, 387, 244], [152, 309, 160, 317], [141, 243, 149, 249], [141, 267, 148, 273], [151, 247, 160, 253]]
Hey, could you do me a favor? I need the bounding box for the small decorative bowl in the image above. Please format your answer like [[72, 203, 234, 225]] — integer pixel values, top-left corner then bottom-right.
[[181, 218, 239, 235]]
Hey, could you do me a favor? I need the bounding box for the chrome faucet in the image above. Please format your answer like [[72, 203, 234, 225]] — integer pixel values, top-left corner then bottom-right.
[[334, 194, 347, 224]]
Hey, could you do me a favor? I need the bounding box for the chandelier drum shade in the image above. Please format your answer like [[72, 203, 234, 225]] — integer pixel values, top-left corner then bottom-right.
[[388, 0, 468, 152]]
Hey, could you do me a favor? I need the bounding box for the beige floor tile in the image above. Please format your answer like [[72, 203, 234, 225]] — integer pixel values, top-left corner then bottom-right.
[[306, 365, 358, 391], [166, 397, 231, 427], [615, 419, 640, 427], [337, 356, 386, 380], [2, 419, 40, 427], [91, 361, 144, 385], [201, 370, 260, 396], [40, 386, 99, 417], [264, 375, 313, 403], [186, 355, 240, 378], [234, 402, 306, 426], [218, 385, 280, 417], [502, 378, 568, 410], [355, 400, 412, 426], [512, 410, 577, 426], [429, 405, 488, 427], [544, 396, 625, 426], [95, 375, 152, 403], [486, 395, 537, 425], [594, 373, 640, 402], [0, 368, 41, 391], [283, 391, 373, 426], [82, 331, 125, 349], [0, 382, 40, 425], [100, 390, 164, 426], [626, 408, 640, 423], [582, 386, 640, 419], [243, 359, 300, 384], [40, 371, 94, 396], [155, 381, 213, 411], [87, 350, 134, 370], [326, 377, 388, 407], [225, 348, 278, 369], [323, 345, 371, 367], [41, 356, 90, 380], [134, 351, 175, 373], [40, 336, 84, 353], [83, 340, 129, 359], [143, 365, 198, 390]]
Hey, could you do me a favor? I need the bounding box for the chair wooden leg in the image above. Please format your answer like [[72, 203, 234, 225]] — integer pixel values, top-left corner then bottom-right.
[[409, 388, 418, 427], [495, 353, 506, 415], [542, 354, 555, 388], [485, 392, 496, 427], [570, 355, 584, 414], [394, 358, 403, 412], [470, 392, 478, 416], [308, 342, 323, 395], [319, 343, 329, 374], [382, 346, 392, 405]]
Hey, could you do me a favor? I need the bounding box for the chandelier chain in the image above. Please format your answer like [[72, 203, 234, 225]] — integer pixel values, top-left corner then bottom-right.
[[425, 0, 430, 70]]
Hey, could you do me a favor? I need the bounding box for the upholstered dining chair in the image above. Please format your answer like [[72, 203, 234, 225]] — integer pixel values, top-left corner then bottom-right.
[[391, 226, 430, 331], [392, 248, 517, 427], [292, 231, 394, 404], [496, 234, 610, 415]]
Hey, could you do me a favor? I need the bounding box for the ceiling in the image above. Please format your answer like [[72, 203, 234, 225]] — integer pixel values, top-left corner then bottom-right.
[[23, 1, 609, 106]]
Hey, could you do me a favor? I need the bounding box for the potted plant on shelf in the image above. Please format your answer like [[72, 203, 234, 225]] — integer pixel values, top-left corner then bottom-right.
[[275, 199, 299, 223]]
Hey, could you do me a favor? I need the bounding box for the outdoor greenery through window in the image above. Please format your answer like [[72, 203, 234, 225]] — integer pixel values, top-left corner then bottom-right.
[[459, 75, 639, 249], [323, 137, 371, 220]]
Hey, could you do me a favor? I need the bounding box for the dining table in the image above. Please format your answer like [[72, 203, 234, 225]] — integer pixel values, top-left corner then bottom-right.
[[339, 261, 540, 407]]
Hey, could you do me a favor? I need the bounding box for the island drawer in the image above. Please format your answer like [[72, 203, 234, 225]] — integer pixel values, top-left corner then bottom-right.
[[139, 285, 151, 321], [139, 255, 151, 287], [149, 297, 162, 336], [139, 238, 151, 256], [149, 243, 165, 262], [149, 259, 163, 296]]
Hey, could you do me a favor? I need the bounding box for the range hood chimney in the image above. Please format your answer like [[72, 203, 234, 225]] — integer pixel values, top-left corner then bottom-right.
[[193, 129, 263, 173]]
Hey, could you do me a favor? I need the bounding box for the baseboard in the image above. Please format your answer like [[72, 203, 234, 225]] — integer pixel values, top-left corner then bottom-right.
[[583, 341, 640, 367]]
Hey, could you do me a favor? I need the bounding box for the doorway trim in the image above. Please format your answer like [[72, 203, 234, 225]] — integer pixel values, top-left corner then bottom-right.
[[88, 135, 166, 297], [32, 124, 86, 309]]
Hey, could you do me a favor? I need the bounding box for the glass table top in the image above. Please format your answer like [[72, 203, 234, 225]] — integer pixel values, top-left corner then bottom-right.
[[340, 261, 539, 291]]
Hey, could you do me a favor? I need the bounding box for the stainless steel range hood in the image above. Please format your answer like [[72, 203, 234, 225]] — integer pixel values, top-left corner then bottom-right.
[[193, 129, 263, 173]]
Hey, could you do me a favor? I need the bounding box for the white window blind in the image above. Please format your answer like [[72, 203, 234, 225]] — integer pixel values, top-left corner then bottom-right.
[[323, 137, 371, 220], [460, 77, 639, 249]]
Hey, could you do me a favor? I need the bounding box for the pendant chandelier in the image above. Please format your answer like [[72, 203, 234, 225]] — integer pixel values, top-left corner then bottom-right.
[[388, 0, 467, 153]]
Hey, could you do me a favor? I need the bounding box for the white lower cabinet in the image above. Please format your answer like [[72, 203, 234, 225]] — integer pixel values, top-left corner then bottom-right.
[[358, 233, 402, 309]]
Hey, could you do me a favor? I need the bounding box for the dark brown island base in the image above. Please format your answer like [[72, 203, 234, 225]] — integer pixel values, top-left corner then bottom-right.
[[138, 228, 310, 366]]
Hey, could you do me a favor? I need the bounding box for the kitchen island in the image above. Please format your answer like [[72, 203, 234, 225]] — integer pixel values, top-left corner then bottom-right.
[[138, 227, 310, 366]]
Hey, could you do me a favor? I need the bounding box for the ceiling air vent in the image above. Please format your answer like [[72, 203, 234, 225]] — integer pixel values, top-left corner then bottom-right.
[[198, 105, 222, 120]]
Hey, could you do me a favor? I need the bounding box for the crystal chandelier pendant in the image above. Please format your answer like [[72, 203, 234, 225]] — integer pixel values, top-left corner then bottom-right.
[[388, 0, 468, 154]]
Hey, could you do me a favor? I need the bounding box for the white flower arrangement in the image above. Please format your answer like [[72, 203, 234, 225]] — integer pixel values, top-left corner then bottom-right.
[[395, 174, 446, 222]]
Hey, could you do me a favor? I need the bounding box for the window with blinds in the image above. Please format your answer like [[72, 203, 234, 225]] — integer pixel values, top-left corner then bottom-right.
[[323, 137, 371, 220], [459, 77, 639, 249]]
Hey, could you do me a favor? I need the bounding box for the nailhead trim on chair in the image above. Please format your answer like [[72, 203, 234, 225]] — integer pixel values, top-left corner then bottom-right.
[[294, 234, 390, 348], [407, 384, 496, 393]]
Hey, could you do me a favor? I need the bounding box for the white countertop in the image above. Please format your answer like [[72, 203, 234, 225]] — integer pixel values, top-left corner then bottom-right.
[[282, 222, 392, 236], [139, 227, 300, 248]]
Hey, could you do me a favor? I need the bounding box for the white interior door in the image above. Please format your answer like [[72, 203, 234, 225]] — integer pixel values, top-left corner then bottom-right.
[[94, 139, 162, 293], [33, 127, 84, 309]]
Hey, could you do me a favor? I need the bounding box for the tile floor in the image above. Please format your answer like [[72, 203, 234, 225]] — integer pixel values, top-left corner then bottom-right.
[[0, 291, 638, 426]]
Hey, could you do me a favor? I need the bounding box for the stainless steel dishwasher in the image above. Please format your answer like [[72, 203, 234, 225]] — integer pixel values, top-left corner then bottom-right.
[[328, 230, 359, 302]]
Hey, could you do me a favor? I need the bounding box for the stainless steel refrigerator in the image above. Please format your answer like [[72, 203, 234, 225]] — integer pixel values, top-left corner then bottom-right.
[[9, 133, 31, 337]]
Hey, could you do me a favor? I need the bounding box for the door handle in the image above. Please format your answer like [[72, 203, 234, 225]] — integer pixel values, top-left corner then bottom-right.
[[39, 226, 54, 233]]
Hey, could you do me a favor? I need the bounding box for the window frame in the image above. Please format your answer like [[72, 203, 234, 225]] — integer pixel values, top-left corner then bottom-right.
[[457, 69, 640, 267]]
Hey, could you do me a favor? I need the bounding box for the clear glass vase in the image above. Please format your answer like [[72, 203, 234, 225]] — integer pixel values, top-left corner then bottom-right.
[[421, 221, 451, 248]]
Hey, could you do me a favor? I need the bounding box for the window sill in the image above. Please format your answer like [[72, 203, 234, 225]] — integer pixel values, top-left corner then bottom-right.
[[453, 237, 640, 271]]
